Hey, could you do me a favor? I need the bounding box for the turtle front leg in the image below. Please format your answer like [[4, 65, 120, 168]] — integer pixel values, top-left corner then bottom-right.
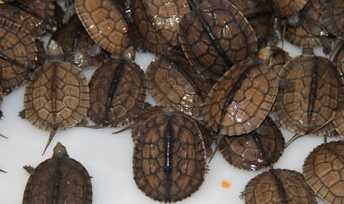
[[23, 166, 35, 175]]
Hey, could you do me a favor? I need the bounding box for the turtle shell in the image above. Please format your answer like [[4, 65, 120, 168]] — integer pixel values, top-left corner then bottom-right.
[[133, 110, 207, 202], [202, 58, 279, 136], [219, 117, 284, 171], [303, 141, 344, 203], [271, 0, 309, 18], [285, 19, 322, 48], [23, 143, 92, 204], [275, 54, 339, 135], [320, 0, 344, 37], [179, 0, 258, 82], [146, 56, 205, 117], [22, 61, 89, 132], [0, 20, 38, 93], [47, 15, 105, 69], [75, 0, 130, 56], [88, 59, 145, 127], [230, 0, 274, 47], [131, 0, 190, 54], [244, 169, 317, 203], [0, 3, 46, 35]]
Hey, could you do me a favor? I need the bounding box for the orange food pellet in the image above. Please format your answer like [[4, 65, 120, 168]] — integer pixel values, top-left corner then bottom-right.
[[221, 180, 231, 189]]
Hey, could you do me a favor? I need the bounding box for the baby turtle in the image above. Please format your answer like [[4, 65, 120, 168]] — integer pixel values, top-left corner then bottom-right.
[[146, 56, 206, 117], [303, 141, 344, 203], [23, 143, 92, 204], [271, 0, 309, 18], [88, 56, 145, 127], [243, 169, 317, 203], [0, 19, 39, 94], [75, 0, 130, 56], [219, 117, 285, 171], [179, 0, 258, 82], [21, 61, 89, 154], [133, 109, 207, 202], [202, 58, 279, 136], [131, 0, 190, 54], [47, 15, 105, 69], [274, 50, 339, 136]]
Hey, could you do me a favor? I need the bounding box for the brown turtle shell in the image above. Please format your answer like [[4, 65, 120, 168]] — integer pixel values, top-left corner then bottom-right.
[[219, 117, 284, 171], [271, 0, 309, 18], [133, 110, 207, 202], [0, 20, 38, 93], [303, 141, 344, 203], [48, 15, 105, 69], [230, 0, 274, 47], [285, 19, 322, 48], [179, 0, 258, 82], [275, 54, 339, 135], [244, 169, 317, 204], [75, 0, 130, 56], [23, 143, 92, 204], [131, 0, 190, 54], [0, 3, 46, 35], [22, 61, 89, 132], [88, 59, 145, 127], [146, 56, 205, 117], [202, 58, 279, 136]]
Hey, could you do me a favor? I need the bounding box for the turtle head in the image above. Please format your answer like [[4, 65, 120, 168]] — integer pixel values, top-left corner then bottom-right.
[[53, 143, 68, 158]]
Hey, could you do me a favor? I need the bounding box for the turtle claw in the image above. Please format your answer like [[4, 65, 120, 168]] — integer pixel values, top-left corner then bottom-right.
[[19, 110, 26, 119]]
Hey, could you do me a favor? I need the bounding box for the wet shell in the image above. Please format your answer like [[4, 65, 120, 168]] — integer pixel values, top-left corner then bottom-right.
[[75, 0, 130, 56], [271, 0, 309, 18], [48, 15, 105, 69], [146, 56, 205, 117], [0, 3, 46, 35], [0, 20, 38, 93], [131, 0, 190, 53], [23, 143, 92, 204], [179, 0, 258, 82], [88, 59, 145, 127], [285, 20, 322, 48], [219, 117, 285, 171], [202, 58, 279, 136], [22, 61, 89, 131], [303, 141, 344, 203], [275, 54, 339, 135], [244, 169, 317, 203], [133, 110, 207, 202]]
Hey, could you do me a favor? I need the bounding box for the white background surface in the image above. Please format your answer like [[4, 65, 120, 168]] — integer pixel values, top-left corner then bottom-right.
[[0, 41, 332, 203]]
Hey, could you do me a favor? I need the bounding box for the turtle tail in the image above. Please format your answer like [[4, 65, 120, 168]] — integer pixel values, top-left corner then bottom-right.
[[42, 129, 57, 155], [0, 169, 7, 173]]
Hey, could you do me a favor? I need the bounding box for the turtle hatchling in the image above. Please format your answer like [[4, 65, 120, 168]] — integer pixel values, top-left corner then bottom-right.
[[219, 117, 285, 171], [88, 56, 145, 127], [21, 61, 89, 154], [303, 141, 344, 203], [202, 58, 279, 136], [243, 169, 317, 203], [23, 143, 92, 204], [133, 109, 207, 202]]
